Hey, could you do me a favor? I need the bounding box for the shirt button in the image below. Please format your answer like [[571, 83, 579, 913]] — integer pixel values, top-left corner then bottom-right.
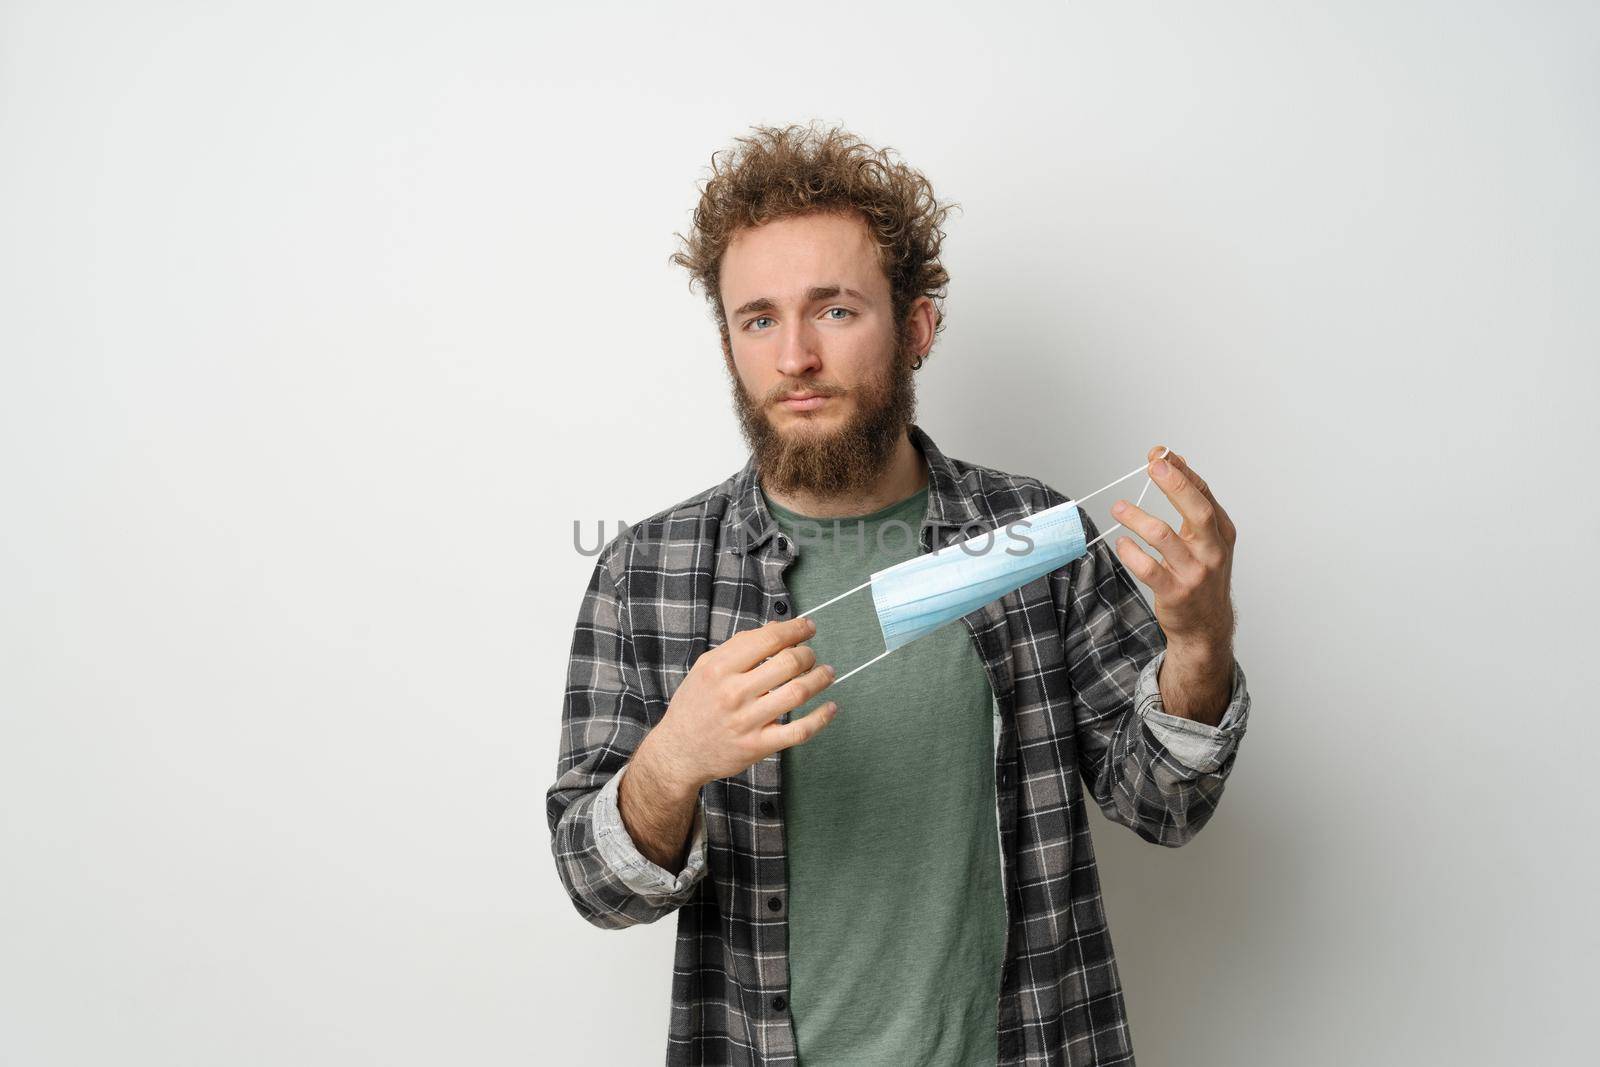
[[773, 600, 789, 616], [759, 801, 776, 817], [772, 995, 787, 1011], [767, 896, 783, 912]]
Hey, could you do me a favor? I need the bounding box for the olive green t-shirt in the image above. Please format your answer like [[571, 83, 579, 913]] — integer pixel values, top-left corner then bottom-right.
[[764, 484, 1007, 1066]]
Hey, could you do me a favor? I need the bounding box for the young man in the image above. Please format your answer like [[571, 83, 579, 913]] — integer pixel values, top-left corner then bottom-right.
[[548, 123, 1250, 1066]]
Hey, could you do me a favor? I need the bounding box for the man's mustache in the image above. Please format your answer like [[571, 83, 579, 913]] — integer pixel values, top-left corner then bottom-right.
[[767, 383, 844, 405]]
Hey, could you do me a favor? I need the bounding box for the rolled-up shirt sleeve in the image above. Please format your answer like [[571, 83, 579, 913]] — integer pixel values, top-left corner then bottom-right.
[[1133, 647, 1251, 775], [591, 762, 709, 899]]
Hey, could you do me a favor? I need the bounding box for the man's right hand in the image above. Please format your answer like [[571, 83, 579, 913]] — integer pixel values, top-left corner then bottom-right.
[[644, 616, 838, 793]]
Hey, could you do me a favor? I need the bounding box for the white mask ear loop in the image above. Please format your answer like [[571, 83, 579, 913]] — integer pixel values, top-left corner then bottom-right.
[[796, 448, 1171, 687], [1086, 468, 1159, 549]]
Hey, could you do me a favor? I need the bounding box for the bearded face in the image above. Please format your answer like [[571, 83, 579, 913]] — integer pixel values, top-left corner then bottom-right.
[[724, 318, 918, 500], [713, 211, 929, 500]]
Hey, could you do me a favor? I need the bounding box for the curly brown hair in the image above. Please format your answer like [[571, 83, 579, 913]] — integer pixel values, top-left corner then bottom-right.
[[669, 121, 959, 364]]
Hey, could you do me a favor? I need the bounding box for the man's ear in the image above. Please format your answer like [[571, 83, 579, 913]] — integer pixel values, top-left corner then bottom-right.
[[905, 295, 937, 367]]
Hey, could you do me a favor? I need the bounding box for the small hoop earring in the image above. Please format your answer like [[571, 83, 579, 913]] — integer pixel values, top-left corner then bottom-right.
[[911, 354, 925, 370]]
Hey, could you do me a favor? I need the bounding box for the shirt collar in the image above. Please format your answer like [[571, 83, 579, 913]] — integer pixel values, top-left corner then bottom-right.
[[727, 422, 984, 555]]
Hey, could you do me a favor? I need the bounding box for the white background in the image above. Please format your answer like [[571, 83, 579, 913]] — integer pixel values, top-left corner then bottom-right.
[[3, 1, 1596, 1063]]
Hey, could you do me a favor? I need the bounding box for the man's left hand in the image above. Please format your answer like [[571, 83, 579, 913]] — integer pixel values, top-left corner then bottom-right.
[[1109, 446, 1239, 722]]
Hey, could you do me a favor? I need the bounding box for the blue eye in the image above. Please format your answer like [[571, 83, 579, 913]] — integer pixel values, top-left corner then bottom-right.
[[825, 307, 854, 321], [746, 316, 775, 331]]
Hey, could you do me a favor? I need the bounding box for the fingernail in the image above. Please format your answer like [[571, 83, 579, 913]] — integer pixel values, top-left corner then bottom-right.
[[823, 664, 836, 678], [805, 618, 816, 633], [1152, 459, 1170, 477], [1112, 499, 1127, 514]]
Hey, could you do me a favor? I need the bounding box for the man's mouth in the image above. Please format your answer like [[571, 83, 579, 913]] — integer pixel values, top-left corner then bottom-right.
[[777, 391, 832, 413]]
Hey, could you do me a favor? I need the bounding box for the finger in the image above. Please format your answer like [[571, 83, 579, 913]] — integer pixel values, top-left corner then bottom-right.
[[748, 661, 836, 725], [760, 701, 839, 753], [738, 642, 819, 701], [1146, 449, 1221, 544], [1154, 445, 1236, 545], [718, 616, 817, 674], [1113, 535, 1180, 599], [1167, 450, 1236, 545], [1110, 498, 1197, 575]]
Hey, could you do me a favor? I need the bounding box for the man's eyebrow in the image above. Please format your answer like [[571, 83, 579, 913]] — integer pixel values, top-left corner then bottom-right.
[[731, 286, 870, 319]]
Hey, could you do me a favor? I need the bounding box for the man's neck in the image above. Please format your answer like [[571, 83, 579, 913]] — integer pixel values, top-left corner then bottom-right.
[[761, 429, 930, 519]]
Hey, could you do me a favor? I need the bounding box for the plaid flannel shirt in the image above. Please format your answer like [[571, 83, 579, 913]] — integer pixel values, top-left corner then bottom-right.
[[548, 424, 1251, 1065]]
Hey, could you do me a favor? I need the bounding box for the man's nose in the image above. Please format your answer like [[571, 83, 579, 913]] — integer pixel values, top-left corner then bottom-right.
[[774, 319, 823, 378]]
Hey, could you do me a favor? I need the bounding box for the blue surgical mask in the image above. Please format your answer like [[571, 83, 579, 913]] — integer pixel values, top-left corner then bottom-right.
[[800, 452, 1165, 684]]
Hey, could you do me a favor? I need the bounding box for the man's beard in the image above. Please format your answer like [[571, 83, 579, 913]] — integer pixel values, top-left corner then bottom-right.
[[724, 329, 919, 500]]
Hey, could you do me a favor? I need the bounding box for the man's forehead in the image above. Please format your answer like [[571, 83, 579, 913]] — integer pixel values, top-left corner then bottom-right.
[[721, 213, 884, 306]]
